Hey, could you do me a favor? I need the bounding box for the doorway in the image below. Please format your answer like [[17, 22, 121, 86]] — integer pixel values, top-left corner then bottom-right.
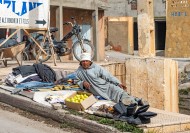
[[133, 21, 166, 52], [155, 21, 166, 50]]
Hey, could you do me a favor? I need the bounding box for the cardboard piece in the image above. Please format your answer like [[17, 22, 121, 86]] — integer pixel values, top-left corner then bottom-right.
[[65, 91, 97, 111]]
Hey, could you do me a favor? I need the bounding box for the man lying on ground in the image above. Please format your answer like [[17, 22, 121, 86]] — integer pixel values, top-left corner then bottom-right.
[[75, 52, 146, 106]]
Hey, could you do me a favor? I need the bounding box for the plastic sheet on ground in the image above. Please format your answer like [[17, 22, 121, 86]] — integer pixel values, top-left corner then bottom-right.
[[33, 90, 76, 107], [85, 100, 116, 114]]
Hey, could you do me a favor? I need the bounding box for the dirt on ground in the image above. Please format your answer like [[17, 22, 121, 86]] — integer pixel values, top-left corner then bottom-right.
[[0, 102, 87, 133]]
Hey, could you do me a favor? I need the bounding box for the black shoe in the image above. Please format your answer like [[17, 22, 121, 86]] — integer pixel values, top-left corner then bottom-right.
[[126, 103, 137, 116], [134, 104, 150, 118], [137, 99, 149, 106], [113, 102, 127, 115], [127, 116, 151, 125], [138, 111, 157, 119]]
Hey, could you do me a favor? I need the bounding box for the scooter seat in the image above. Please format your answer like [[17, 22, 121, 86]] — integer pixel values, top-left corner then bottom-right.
[[50, 27, 58, 33]]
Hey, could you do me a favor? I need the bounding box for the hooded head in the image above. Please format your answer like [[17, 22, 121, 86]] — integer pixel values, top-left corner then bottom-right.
[[80, 53, 92, 69], [80, 52, 92, 62]]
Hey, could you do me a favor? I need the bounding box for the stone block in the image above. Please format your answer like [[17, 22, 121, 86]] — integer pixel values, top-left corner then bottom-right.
[[162, 124, 181, 133], [125, 57, 178, 112], [144, 127, 162, 133], [181, 123, 190, 131]]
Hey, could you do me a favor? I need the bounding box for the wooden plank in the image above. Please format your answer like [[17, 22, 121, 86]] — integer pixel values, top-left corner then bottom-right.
[[128, 17, 134, 55], [98, 12, 105, 61], [164, 59, 179, 112], [23, 29, 47, 55], [115, 75, 126, 86], [102, 64, 116, 76], [115, 63, 126, 76]]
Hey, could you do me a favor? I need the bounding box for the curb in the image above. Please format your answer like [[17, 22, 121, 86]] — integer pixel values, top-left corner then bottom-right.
[[0, 91, 126, 133]]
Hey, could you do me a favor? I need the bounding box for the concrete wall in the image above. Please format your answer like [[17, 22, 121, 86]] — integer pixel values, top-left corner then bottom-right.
[[165, 0, 190, 58], [104, 0, 137, 17], [137, 0, 155, 57], [51, 0, 96, 10], [51, 0, 107, 10], [104, 0, 166, 17], [154, 0, 166, 17]]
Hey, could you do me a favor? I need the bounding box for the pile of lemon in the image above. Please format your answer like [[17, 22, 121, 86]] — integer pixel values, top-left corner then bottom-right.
[[51, 85, 63, 91], [66, 93, 89, 103]]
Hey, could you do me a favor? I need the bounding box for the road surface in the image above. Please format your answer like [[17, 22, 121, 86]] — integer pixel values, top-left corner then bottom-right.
[[0, 102, 86, 133]]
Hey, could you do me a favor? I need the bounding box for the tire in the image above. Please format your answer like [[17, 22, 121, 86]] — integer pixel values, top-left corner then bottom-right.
[[72, 39, 95, 61], [32, 34, 52, 63], [22, 51, 29, 61]]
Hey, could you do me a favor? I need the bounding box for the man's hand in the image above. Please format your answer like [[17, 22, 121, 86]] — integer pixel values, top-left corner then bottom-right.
[[119, 84, 127, 90], [83, 81, 91, 89]]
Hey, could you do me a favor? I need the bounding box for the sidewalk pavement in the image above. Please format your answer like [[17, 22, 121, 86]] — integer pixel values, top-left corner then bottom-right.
[[1, 81, 190, 133], [0, 87, 123, 133]]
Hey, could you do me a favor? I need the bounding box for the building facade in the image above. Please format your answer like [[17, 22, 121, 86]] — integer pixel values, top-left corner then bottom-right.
[[104, 0, 166, 51], [50, 0, 107, 61]]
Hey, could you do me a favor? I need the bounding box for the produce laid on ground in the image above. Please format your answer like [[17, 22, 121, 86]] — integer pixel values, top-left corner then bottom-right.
[[66, 94, 89, 103], [51, 85, 64, 91]]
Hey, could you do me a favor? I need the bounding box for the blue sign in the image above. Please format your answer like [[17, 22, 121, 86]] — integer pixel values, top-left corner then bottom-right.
[[171, 12, 187, 17], [0, 0, 49, 29], [0, 0, 43, 16]]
